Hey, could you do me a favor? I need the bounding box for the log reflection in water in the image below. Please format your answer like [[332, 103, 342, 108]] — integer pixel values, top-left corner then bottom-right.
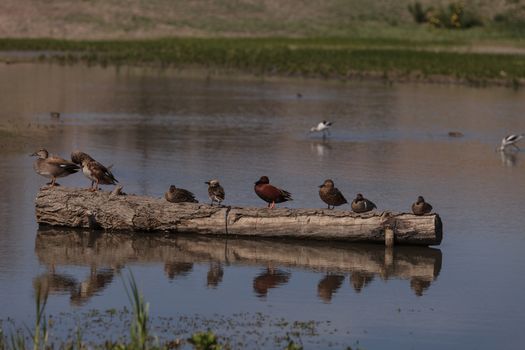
[[35, 227, 442, 302]]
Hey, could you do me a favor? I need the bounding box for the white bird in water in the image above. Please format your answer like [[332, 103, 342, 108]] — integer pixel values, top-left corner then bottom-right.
[[310, 120, 333, 139], [498, 134, 524, 151]]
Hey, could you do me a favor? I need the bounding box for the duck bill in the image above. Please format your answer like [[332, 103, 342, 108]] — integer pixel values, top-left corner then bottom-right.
[[318, 184, 324, 188], [204, 182, 210, 185], [29, 152, 37, 157]]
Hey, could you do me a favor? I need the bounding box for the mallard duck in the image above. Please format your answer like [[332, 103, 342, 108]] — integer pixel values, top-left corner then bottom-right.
[[31, 148, 79, 187], [411, 196, 433, 216], [498, 134, 524, 151], [254, 176, 292, 209], [205, 179, 225, 206], [71, 150, 118, 191], [165, 185, 198, 203], [319, 179, 347, 209], [351, 193, 377, 213]]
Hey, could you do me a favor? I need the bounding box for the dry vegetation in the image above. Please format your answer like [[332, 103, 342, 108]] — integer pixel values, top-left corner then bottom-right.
[[0, 0, 525, 39]]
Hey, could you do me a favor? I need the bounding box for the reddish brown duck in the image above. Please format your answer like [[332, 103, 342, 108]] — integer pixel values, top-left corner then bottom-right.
[[318, 179, 347, 209], [205, 179, 225, 206], [411, 196, 433, 215], [31, 148, 79, 187], [351, 193, 377, 213], [254, 176, 292, 209], [71, 150, 118, 192], [165, 185, 198, 203]]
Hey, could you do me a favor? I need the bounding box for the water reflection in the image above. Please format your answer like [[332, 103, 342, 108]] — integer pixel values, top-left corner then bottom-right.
[[35, 227, 442, 304], [253, 268, 291, 298], [499, 150, 519, 167], [310, 140, 332, 157], [34, 267, 117, 306]]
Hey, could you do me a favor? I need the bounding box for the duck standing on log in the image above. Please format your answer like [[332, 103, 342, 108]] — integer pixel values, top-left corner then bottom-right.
[[165, 185, 198, 203], [31, 148, 80, 187], [71, 151, 118, 192], [205, 179, 225, 206], [318, 179, 347, 209], [412, 196, 433, 215], [351, 193, 377, 213], [254, 176, 292, 209]]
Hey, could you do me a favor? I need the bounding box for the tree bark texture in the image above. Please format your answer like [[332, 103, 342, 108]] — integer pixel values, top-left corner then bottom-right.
[[35, 187, 443, 245]]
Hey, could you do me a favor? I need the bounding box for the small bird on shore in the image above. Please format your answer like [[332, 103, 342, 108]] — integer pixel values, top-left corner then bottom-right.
[[310, 120, 333, 138], [498, 134, 524, 151], [71, 150, 118, 191], [50, 112, 60, 119], [165, 185, 198, 203], [254, 176, 292, 209], [411, 196, 433, 216], [318, 179, 347, 209], [205, 179, 225, 206], [351, 193, 377, 213], [31, 148, 79, 187]]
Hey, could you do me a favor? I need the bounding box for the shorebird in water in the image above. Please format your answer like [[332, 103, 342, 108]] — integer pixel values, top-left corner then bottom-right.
[[310, 120, 333, 139], [498, 134, 523, 151]]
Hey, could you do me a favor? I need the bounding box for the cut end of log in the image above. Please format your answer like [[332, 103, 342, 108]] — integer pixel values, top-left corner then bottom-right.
[[35, 187, 443, 246]]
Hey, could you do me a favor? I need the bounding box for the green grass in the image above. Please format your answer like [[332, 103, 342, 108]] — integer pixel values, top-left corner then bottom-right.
[[0, 34, 524, 84]]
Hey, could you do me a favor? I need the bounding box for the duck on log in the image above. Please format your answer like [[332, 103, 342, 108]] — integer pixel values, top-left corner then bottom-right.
[[35, 187, 443, 246]]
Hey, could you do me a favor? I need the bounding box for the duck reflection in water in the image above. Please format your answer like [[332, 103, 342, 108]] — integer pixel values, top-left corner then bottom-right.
[[34, 266, 117, 306], [350, 271, 375, 293], [207, 262, 224, 288], [317, 274, 345, 303], [410, 277, 432, 297], [253, 267, 291, 298], [164, 262, 193, 280]]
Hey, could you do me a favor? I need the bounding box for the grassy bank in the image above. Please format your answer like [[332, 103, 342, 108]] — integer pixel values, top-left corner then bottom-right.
[[1, 36, 525, 86]]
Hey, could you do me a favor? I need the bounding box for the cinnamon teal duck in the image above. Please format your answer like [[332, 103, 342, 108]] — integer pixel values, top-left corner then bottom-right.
[[165, 185, 198, 203], [31, 148, 79, 187], [205, 179, 225, 206], [411, 196, 433, 216], [254, 176, 292, 209], [351, 193, 377, 213], [319, 179, 347, 209], [71, 150, 118, 191]]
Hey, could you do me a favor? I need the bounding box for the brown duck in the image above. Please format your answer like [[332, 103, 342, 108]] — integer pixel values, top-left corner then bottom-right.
[[165, 185, 198, 203], [31, 148, 79, 187], [71, 150, 118, 191], [411, 196, 433, 215], [205, 179, 225, 206], [254, 176, 292, 209], [351, 193, 377, 213], [319, 179, 347, 209]]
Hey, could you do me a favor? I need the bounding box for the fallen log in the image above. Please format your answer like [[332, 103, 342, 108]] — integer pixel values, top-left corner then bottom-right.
[[35, 187, 443, 246]]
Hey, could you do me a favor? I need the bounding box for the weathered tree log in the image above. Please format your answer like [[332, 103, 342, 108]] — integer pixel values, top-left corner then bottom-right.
[[35, 187, 443, 245]]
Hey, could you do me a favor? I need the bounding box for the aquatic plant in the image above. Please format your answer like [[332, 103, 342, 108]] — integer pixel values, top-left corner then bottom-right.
[[123, 272, 150, 350], [188, 331, 222, 350]]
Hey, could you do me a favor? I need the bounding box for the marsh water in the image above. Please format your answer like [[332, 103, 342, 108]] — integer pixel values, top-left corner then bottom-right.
[[0, 63, 524, 349]]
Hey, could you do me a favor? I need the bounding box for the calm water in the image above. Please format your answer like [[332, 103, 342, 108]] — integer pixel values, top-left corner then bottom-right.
[[0, 63, 524, 349]]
